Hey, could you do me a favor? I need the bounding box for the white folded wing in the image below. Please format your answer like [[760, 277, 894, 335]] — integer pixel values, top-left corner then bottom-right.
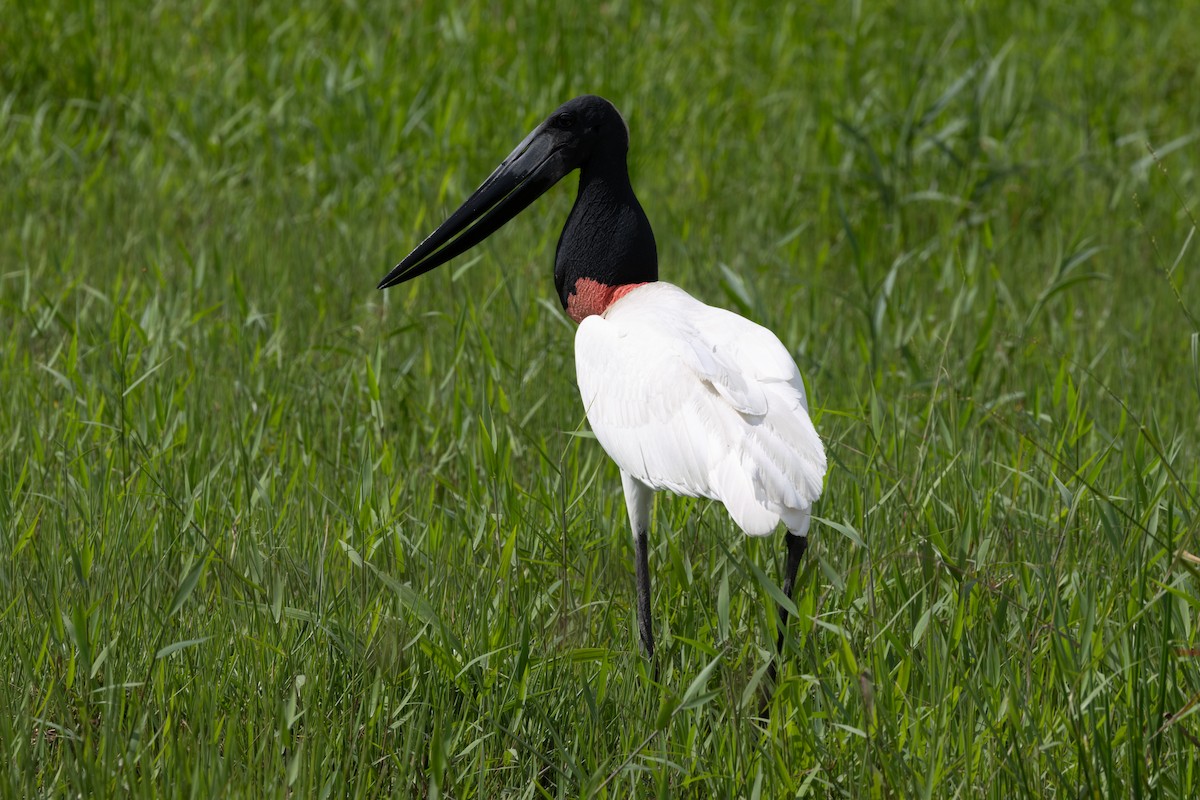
[[575, 282, 826, 536]]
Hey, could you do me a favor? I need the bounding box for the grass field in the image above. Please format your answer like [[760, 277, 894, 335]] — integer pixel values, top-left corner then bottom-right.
[[3, 0, 1199, 796]]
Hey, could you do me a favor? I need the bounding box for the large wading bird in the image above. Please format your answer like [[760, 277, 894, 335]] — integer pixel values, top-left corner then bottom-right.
[[378, 95, 826, 681]]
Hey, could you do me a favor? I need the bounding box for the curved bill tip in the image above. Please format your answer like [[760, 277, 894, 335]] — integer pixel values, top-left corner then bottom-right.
[[376, 269, 403, 291]]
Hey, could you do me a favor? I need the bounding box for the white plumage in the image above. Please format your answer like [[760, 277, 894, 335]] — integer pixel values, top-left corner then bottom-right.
[[575, 282, 826, 538]]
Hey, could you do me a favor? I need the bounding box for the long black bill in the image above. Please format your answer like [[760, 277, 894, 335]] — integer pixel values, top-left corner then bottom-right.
[[377, 123, 571, 290]]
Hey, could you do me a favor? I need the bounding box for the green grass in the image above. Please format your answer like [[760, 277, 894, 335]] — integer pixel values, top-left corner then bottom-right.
[[2, 0, 1199, 796]]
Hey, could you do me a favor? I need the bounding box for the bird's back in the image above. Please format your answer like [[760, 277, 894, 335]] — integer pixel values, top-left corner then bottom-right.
[[575, 282, 826, 536]]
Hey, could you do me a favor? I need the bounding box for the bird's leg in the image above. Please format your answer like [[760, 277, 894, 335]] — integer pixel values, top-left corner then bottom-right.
[[767, 530, 808, 685], [635, 528, 653, 657], [621, 471, 655, 658]]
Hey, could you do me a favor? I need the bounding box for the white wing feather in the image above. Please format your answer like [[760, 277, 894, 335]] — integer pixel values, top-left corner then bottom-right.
[[575, 282, 826, 537]]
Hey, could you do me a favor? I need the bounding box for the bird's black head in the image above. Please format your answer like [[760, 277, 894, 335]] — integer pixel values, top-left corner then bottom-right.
[[377, 95, 654, 314], [540, 94, 631, 165]]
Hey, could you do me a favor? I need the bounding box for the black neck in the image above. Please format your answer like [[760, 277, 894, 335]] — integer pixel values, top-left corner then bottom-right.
[[554, 147, 658, 307]]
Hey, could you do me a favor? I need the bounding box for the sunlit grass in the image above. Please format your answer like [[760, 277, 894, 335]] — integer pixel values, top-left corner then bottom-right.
[[2, 0, 1198, 796]]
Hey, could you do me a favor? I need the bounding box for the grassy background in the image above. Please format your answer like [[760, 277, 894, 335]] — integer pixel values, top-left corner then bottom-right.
[[2, 0, 1199, 796]]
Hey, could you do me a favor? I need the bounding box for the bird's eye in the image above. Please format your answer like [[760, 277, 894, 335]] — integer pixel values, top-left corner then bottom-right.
[[555, 111, 577, 129]]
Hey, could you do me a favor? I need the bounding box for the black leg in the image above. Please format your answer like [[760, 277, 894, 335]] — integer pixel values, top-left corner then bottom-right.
[[635, 529, 654, 658], [767, 532, 808, 684], [620, 472, 655, 662]]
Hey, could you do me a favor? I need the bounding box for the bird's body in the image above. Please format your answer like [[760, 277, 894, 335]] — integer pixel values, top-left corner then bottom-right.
[[377, 95, 826, 685], [576, 281, 824, 536]]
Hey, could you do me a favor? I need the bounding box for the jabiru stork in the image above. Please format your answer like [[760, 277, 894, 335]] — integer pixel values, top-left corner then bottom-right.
[[378, 95, 826, 681]]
